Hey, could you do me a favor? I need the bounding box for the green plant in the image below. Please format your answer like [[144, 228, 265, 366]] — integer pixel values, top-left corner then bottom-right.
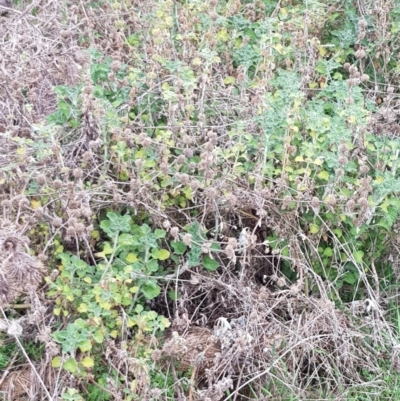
[[48, 211, 171, 378]]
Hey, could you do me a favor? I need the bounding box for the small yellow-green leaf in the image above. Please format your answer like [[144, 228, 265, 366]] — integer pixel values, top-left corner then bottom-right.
[[81, 357, 94, 368], [31, 199, 41, 209], [83, 277, 92, 284], [313, 158, 324, 166], [295, 155, 304, 162], [217, 28, 229, 42], [91, 230, 100, 239], [318, 45, 327, 57], [317, 170, 329, 181], [223, 76, 236, 85], [77, 303, 88, 313], [126, 253, 138, 263], [52, 356, 61, 368], [95, 242, 113, 258], [310, 224, 319, 234], [157, 249, 170, 260], [192, 57, 202, 66]]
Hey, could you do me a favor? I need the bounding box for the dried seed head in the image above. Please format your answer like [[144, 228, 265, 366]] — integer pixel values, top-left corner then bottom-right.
[[227, 237, 238, 248], [224, 244, 235, 259], [74, 222, 86, 235], [355, 48, 366, 59], [66, 225, 76, 237], [170, 226, 180, 239], [338, 143, 348, 154], [81, 207, 93, 218], [37, 174, 46, 186], [311, 196, 319, 209], [182, 233, 192, 246], [183, 148, 194, 158], [205, 187, 217, 200], [111, 60, 121, 72], [358, 196, 368, 208], [34, 207, 44, 217], [52, 217, 63, 228], [225, 193, 237, 206], [201, 241, 212, 254], [176, 154, 186, 164], [358, 19, 367, 29], [326, 194, 337, 208], [348, 65, 358, 76], [53, 179, 63, 189], [182, 134, 193, 145], [335, 168, 344, 177], [18, 197, 29, 208], [190, 179, 200, 191], [1, 199, 11, 208], [347, 199, 356, 212], [73, 168, 83, 179], [152, 349, 162, 362]]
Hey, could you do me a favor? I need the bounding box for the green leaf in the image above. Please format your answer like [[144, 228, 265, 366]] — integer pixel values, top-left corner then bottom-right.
[[118, 233, 137, 246], [154, 229, 166, 239], [332, 228, 343, 238], [157, 316, 171, 330], [168, 289, 181, 301], [92, 330, 104, 344], [310, 224, 319, 234], [78, 339, 92, 352], [353, 250, 364, 264], [343, 271, 357, 284], [135, 304, 144, 313], [171, 241, 187, 255], [63, 357, 78, 373], [188, 246, 201, 267], [203, 255, 219, 271], [103, 212, 131, 234], [323, 247, 333, 257], [146, 259, 159, 272], [140, 280, 161, 299]]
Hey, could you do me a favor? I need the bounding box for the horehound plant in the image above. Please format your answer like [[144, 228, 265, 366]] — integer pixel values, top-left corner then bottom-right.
[[1, 0, 400, 400]]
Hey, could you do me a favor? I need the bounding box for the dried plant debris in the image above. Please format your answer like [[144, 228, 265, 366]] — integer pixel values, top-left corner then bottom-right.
[[0, 222, 43, 305], [159, 270, 390, 399]]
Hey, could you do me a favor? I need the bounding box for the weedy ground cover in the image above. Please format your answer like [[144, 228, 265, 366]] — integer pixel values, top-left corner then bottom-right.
[[2, 0, 400, 400]]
